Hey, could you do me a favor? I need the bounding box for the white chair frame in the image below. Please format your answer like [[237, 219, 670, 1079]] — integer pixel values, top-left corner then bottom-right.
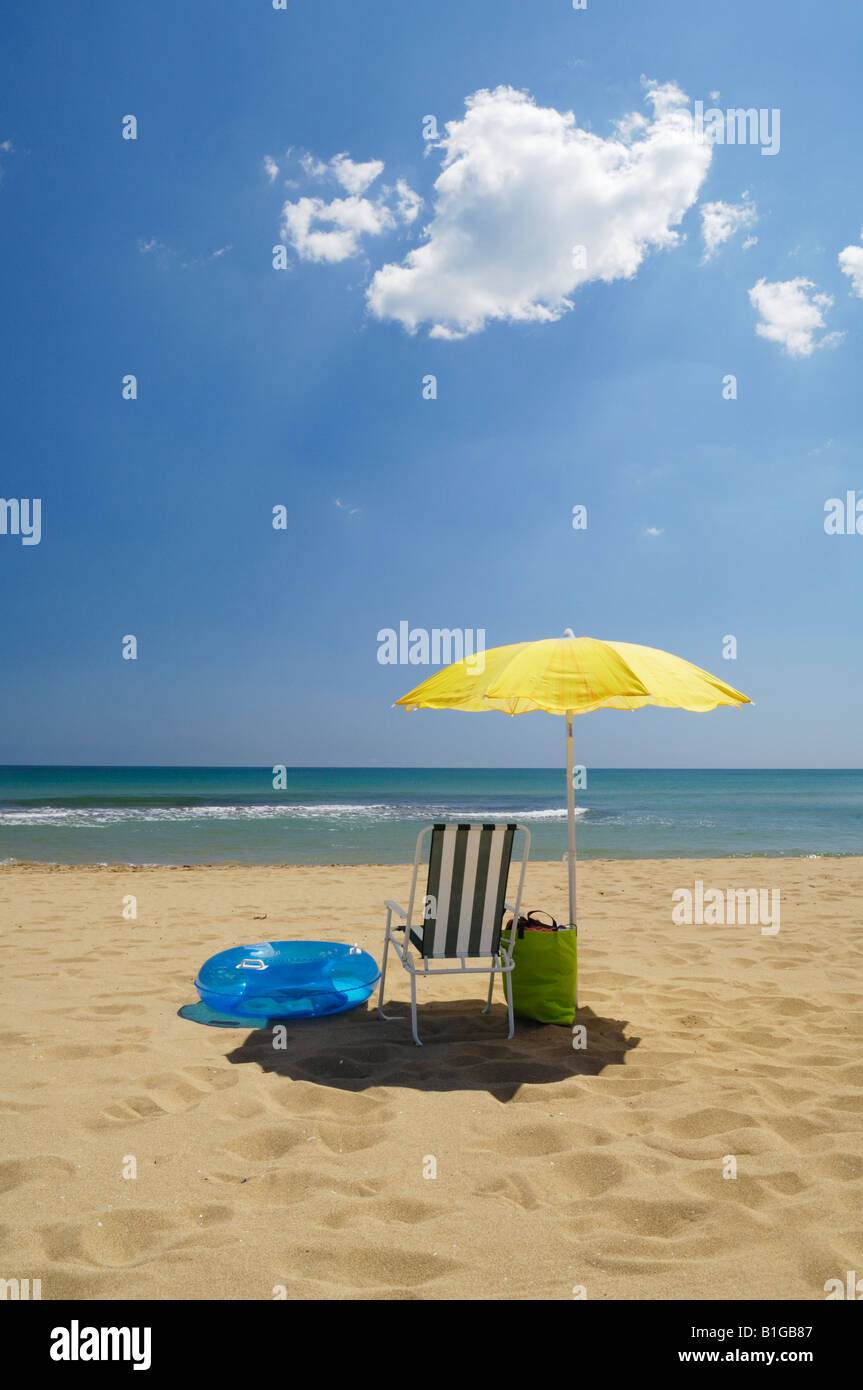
[[377, 822, 530, 1045]]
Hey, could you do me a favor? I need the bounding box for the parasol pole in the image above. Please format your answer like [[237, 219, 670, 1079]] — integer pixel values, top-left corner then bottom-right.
[[565, 708, 578, 1009]]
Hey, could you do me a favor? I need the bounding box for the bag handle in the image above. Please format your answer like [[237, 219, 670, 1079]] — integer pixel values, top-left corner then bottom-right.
[[524, 910, 558, 930], [505, 909, 559, 939]]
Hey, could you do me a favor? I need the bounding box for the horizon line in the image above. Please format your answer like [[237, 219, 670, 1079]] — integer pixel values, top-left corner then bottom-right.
[[2, 765, 861, 774]]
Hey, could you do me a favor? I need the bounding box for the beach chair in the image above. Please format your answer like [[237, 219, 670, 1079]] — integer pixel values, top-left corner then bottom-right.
[[378, 822, 530, 1045]]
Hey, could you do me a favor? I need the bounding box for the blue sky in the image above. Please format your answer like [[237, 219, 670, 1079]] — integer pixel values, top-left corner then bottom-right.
[[1, 0, 861, 768]]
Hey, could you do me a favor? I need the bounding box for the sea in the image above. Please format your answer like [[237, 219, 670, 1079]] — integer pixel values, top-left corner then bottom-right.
[[0, 767, 861, 866]]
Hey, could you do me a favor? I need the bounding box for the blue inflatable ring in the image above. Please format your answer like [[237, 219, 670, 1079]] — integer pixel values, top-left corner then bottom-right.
[[194, 940, 380, 1019]]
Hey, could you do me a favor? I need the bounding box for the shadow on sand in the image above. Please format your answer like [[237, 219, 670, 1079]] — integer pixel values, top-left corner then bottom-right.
[[180, 998, 640, 1102]]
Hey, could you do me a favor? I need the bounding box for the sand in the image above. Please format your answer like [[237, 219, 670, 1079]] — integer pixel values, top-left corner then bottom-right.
[[1, 856, 862, 1301]]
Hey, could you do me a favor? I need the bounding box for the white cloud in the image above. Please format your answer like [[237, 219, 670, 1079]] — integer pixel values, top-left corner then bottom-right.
[[280, 155, 420, 264], [742, 235, 758, 250], [263, 155, 279, 184], [330, 153, 384, 194], [366, 81, 712, 338], [645, 526, 663, 536], [394, 178, 422, 224], [300, 151, 384, 194], [282, 195, 396, 264], [300, 154, 328, 180], [335, 497, 361, 516], [700, 194, 757, 261], [138, 236, 231, 268], [748, 277, 843, 357], [838, 228, 863, 298]]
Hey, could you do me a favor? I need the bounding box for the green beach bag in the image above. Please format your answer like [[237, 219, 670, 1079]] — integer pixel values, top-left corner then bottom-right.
[[501, 911, 578, 1026]]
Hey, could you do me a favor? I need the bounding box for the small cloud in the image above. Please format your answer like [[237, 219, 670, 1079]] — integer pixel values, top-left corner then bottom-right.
[[709, 90, 720, 102], [393, 178, 422, 224], [808, 438, 833, 455], [263, 155, 279, 184], [742, 235, 758, 250], [300, 151, 385, 195], [748, 276, 843, 357], [300, 153, 328, 180], [700, 194, 758, 262], [0, 138, 13, 153], [335, 497, 361, 516], [280, 154, 420, 264], [331, 153, 385, 195], [838, 227, 863, 298], [644, 526, 663, 536], [282, 195, 397, 264], [138, 236, 231, 268]]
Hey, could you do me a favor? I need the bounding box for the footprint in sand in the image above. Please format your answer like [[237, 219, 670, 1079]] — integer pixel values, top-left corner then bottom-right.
[[226, 1126, 306, 1161], [0, 1154, 76, 1195], [276, 1241, 461, 1293], [668, 1107, 758, 1140], [39, 1204, 234, 1268], [90, 1065, 238, 1128]]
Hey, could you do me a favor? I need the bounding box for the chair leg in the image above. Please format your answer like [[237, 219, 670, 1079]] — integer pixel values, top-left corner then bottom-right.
[[378, 929, 399, 1021], [504, 967, 515, 1039], [409, 971, 422, 1046], [481, 960, 496, 1014]]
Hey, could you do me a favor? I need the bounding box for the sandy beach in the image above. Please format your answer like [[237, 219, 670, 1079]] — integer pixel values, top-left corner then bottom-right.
[[1, 856, 862, 1301]]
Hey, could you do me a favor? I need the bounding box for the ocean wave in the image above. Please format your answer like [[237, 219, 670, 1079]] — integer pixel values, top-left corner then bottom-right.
[[0, 801, 585, 828]]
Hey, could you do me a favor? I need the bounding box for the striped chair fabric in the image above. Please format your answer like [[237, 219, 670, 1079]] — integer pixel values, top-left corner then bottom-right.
[[409, 822, 516, 959]]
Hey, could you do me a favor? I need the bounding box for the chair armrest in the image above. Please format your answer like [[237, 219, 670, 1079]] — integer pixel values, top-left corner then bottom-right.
[[384, 899, 408, 918]]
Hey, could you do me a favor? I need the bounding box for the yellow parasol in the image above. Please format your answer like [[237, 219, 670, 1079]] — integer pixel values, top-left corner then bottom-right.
[[397, 632, 751, 1001]]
